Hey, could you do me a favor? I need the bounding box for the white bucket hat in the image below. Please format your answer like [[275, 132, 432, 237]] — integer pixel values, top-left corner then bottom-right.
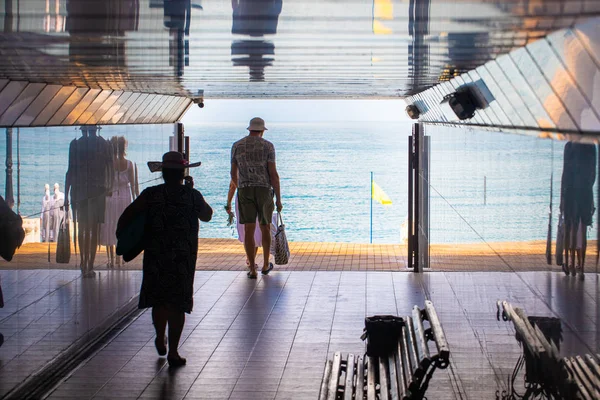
[[247, 117, 268, 131]]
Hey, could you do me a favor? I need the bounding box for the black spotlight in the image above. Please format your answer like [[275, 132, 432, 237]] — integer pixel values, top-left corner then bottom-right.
[[439, 86, 479, 121], [405, 104, 421, 120]]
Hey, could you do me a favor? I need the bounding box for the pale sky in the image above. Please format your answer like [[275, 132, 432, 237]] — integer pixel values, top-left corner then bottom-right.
[[182, 99, 409, 124]]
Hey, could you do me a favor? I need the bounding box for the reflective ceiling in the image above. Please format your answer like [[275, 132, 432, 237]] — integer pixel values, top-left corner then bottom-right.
[[1, 0, 599, 99]]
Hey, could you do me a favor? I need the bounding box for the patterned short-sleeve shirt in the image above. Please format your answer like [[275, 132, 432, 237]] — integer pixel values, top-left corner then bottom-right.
[[231, 136, 276, 188]]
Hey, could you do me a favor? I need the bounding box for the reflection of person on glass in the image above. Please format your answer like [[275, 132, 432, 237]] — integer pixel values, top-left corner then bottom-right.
[[231, 0, 282, 36], [41, 184, 53, 242], [65, 125, 113, 277], [117, 151, 212, 367], [100, 136, 136, 268], [560, 141, 596, 280]]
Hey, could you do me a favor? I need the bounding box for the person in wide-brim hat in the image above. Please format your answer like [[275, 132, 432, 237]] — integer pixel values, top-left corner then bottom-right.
[[117, 150, 212, 368], [148, 151, 201, 173]]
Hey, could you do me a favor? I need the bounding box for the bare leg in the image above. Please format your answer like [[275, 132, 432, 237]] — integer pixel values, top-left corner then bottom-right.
[[580, 223, 587, 280], [109, 246, 115, 268], [260, 224, 271, 271], [152, 306, 168, 355], [88, 223, 99, 272], [563, 221, 572, 276], [569, 221, 578, 275], [244, 223, 257, 276], [167, 306, 186, 366], [246, 247, 259, 267], [79, 223, 88, 273]]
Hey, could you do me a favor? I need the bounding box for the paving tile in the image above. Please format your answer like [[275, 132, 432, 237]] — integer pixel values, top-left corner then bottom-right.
[[23, 270, 600, 400]]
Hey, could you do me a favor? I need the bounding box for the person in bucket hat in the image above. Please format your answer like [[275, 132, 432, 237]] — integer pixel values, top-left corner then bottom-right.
[[118, 151, 212, 367], [230, 117, 283, 279]]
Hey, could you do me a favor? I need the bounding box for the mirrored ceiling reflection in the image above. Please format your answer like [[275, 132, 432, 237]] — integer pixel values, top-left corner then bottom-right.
[[231, 0, 281, 82], [1, 0, 598, 99]]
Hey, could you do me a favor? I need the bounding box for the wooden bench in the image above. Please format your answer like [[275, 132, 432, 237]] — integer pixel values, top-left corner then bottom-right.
[[497, 300, 600, 399], [319, 300, 450, 400]]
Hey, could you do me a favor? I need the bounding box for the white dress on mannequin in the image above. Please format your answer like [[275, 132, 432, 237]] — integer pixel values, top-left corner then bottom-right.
[[100, 160, 134, 246], [41, 186, 53, 242], [51, 184, 67, 236]]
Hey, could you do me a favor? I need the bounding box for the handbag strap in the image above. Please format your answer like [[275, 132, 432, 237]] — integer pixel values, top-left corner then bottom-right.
[[277, 212, 284, 226]]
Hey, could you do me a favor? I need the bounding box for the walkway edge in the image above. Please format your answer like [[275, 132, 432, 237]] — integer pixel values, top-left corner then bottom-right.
[[2, 293, 141, 400]]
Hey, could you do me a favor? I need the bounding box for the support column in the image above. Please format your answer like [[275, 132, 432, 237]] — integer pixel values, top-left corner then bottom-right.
[[5, 128, 14, 208], [408, 122, 429, 272]]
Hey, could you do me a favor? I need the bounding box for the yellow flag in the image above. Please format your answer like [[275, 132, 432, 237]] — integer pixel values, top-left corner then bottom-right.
[[373, 0, 393, 35], [372, 181, 392, 205]]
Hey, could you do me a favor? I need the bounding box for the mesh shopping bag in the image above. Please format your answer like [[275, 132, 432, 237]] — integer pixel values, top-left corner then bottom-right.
[[271, 213, 290, 265]]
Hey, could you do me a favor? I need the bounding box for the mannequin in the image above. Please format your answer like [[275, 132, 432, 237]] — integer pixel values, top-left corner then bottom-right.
[[40, 184, 53, 242], [52, 183, 67, 236]]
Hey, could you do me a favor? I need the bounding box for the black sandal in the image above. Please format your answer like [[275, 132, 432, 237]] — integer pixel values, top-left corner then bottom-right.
[[167, 355, 187, 367], [247, 271, 258, 279], [261, 262, 274, 275], [561, 263, 570, 276]]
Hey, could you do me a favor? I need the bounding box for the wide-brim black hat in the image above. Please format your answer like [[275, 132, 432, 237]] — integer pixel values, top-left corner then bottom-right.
[[148, 151, 201, 172]]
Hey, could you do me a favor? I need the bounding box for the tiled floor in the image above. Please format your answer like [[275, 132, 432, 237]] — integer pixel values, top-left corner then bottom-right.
[[0, 269, 142, 398], [44, 270, 600, 400], [5, 238, 589, 272]]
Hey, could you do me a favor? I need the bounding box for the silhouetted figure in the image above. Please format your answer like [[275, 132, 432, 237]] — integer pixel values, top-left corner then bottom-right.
[[163, 0, 192, 77], [0, 194, 25, 262], [117, 152, 212, 367], [560, 141, 596, 280], [231, 0, 282, 36], [100, 136, 136, 268], [231, 0, 281, 81], [231, 40, 274, 82], [65, 125, 113, 277]]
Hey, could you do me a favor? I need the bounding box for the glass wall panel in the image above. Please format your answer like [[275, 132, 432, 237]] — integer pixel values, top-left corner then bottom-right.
[[31, 87, 78, 126], [496, 54, 555, 129], [0, 83, 46, 126], [484, 60, 537, 127], [48, 88, 90, 126], [62, 89, 102, 125], [527, 39, 600, 131], [76, 90, 113, 125], [548, 29, 600, 116], [510, 47, 566, 129], [120, 94, 150, 124], [0, 81, 29, 116], [421, 92, 439, 121], [15, 85, 63, 126], [425, 125, 598, 274], [0, 124, 171, 395], [474, 66, 514, 127], [87, 91, 124, 125], [465, 71, 500, 125], [573, 17, 600, 65], [109, 93, 141, 124]]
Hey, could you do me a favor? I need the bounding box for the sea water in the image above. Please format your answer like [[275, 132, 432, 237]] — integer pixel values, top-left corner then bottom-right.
[[0, 122, 586, 244]]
